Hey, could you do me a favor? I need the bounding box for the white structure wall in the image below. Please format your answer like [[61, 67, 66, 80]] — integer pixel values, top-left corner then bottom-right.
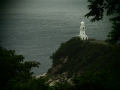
[[79, 20, 88, 40]]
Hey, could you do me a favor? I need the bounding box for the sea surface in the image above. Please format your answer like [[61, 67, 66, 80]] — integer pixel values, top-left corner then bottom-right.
[[0, 0, 111, 76]]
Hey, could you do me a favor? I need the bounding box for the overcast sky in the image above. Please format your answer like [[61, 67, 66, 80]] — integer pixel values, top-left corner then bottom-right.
[[0, 0, 89, 14]]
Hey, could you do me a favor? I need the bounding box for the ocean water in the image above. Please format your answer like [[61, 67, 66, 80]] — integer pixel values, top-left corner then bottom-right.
[[0, 0, 111, 76]]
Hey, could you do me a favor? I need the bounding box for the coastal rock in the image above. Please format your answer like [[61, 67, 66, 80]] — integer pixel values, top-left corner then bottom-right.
[[36, 73, 46, 78], [49, 80, 59, 86]]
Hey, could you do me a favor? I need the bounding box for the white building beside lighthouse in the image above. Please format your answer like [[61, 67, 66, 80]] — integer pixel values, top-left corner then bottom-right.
[[79, 20, 88, 40]]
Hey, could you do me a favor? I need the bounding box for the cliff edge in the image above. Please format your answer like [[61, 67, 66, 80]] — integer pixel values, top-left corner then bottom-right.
[[46, 37, 120, 87]]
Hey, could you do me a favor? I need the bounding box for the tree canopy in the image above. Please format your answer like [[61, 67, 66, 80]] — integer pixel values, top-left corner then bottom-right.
[[85, 0, 120, 44], [0, 44, 40, 90]]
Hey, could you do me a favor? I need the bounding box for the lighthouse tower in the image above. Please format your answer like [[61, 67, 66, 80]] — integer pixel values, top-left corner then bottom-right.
[[79, 20, 88, 40]]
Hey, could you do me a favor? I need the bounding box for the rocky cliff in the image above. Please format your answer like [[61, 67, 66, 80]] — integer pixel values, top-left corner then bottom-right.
[[46, 37, 120, 86]]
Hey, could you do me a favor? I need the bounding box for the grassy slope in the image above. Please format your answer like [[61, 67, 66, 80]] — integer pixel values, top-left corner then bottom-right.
[[47, 37, 120, 88]]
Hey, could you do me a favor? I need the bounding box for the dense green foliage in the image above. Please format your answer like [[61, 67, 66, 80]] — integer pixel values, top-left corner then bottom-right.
[[0, 44, 42, 90], [50, 82, 71, 90], [49, 37, 120, 75], [49, 70, 119, 90], [48, 37, 120, 89], [85, 0, 120, 44], [72, 71, 109, 90], [1, 37, 120, 89]]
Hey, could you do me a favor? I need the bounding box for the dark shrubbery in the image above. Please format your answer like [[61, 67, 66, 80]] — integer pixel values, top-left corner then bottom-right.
[[1, 36, 120, 90], [48, 37, 120, 89], [49, 37, 120, 76], [0, 44, 42, 90]]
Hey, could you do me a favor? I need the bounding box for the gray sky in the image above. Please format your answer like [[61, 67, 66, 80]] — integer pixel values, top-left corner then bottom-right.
[[0, 0, 89, 14]]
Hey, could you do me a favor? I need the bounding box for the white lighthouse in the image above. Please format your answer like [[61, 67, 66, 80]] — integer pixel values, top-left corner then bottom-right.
[[79, 20, 88, 40]]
